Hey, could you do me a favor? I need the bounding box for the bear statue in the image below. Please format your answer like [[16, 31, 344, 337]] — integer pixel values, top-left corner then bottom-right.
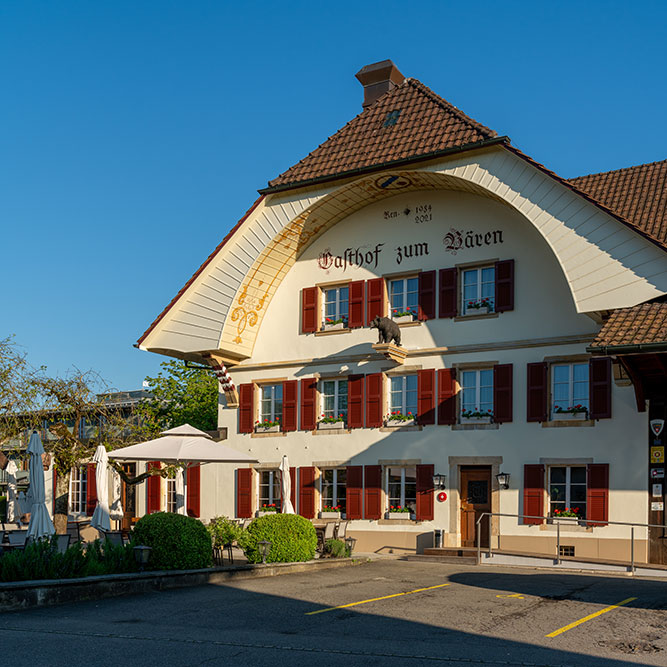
[[370, 316, 401, 346]]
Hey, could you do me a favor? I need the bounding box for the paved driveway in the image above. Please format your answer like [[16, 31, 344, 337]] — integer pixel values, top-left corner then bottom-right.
[[3, 559, 667, 666]]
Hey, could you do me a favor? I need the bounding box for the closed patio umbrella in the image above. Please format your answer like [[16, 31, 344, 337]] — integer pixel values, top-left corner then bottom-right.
[[109, 467, 124, 522], [6, 460, 18, 522], [279, 455, 295, 514], [26, 432, 55, 539], [90, 445, 111, 532], [175, 467, 186, 515]]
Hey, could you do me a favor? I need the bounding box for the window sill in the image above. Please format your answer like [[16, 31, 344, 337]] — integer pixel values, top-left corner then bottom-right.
[[314, 328, 351, 337], [251, 431, 287, 438], [539, 522, 592, 533], [379, 425, 423, 432], [311, 428, 350, 436], [377, 518, 422, 526], [452, 423, 499, 431], [541, 420, 595, 428], [454, 312, 499, 322], [397, 321, 421, 328]]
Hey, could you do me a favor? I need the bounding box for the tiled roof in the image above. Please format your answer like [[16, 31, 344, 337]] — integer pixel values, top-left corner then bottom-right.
[[266, 78, 499, 189], [590, 302, 667, 349], [568, 160, 667, 244]]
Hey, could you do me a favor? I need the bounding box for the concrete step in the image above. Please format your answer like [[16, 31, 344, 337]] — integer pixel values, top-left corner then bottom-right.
[[423, 547, 479, 557], [403, 554, 478, 564]]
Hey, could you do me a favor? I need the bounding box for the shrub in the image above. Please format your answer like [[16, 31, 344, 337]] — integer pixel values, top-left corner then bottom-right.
[[207, 516, 242, 548], [133, 512, 212, 570], [323, 538, 349, 559], [239, 514, 317, 564]]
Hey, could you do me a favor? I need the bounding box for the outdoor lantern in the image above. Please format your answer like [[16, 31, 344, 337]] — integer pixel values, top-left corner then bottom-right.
[[432, 473, 446, 490], [257, 539, 272, 564], [133, 545, 152, 572], [345, 536, 357, 555], [496, 472, 511, 489]]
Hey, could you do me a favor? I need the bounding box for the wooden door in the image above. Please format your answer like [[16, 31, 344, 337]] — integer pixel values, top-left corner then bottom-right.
[[120, 463, 137, 533], [460, 466, 492, 548]]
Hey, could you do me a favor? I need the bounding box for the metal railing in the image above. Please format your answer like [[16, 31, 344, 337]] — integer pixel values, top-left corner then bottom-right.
[[475, 512, 666, 573]]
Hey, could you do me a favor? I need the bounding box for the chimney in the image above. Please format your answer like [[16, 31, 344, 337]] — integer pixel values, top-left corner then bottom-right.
[[355, 60, 405, 108]]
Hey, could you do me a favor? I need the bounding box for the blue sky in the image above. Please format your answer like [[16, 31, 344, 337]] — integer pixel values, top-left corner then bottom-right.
[[2, 1, 666, 390]]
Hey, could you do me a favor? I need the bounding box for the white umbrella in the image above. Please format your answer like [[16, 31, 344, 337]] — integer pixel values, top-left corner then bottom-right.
[[279, 455, 295, 514], [109, 467, 124, 521], [175, 467, 186, 515], [26, 432, 55, 539], [6, 460, 18, 522], [90, 445, 111, 532]]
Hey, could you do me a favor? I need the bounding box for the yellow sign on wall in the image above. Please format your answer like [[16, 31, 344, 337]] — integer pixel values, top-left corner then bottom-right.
[[650, 446, 665, 464]]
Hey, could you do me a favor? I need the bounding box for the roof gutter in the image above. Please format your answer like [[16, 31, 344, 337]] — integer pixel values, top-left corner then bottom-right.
[[258, 136, 510, 195], [586, 342, 667, 355]]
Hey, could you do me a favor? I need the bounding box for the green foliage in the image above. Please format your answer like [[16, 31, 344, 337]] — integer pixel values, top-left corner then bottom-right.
[[0, 495, 5, 522], [137, 360, 218, 435], [133, 512, 212, 570], [324, 538, 350, 559], [239, 514, 317, 564], [207, 516, 242, 547], [0, 536, 138, 582]]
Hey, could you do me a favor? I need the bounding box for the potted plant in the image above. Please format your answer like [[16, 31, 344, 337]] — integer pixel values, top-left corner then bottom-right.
[[384, 411, 416, 427], [320, 504, 342, 519], [255, 418, 281, 433], [322, 316, 348, 331], [392, 308, 416, 324], [460, 408, 493, 424], [549, 507, 584, 526], [553, 405, 588, 421], [387, 505, 412, 519], [318, 413, 346, 430], [256, 503, 279, 517], [465, 297, 493, 315]]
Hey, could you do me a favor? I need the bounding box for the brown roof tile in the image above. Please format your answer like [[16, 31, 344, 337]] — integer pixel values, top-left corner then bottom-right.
[[267, 78, 498, 189], [590, 302, 667, 349], [568, 160, 667, 244]]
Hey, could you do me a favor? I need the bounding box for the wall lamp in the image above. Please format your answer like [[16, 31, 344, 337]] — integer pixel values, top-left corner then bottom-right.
[[496, 472, 511, 489], [432, 473, 446, 490]]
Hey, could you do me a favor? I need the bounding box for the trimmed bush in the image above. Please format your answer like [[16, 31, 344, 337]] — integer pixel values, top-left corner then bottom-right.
[[323, 538, 349, 559], [207, 516, 242, 547], [133, 512, 212, 570], [239, 513, 317, 564]]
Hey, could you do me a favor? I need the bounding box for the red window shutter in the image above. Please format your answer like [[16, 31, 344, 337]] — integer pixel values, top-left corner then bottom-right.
[[346, 466, 363, 519], [587, 463, 609, 526], [282, 380, 298, 432], [526, 362, 548, 422], [290, 467, 297, 513], [300, 378, 317, 431], [239, 383, 254, 434], [437, 368, 457, 425], [348, 280, 365, 329], [418, 369, 436, 425], [348, 374, 365, 429], [86, 463, 97, 516], [416, 464, 434, 521], [418, 270, 436, 321], [439, 268, 457, 318], [236, 468, 253, 518], [493, 364, 513, 424], [366, 278, 385, 325], [589, 357, 612, 420], [298, 466, 316, 519], [364, 465, 382, 519], [522, 464, 545, 525], [301, 286, 318, 333], [147, 461, 161, 514], [365, 373, 383, 428], [495, 259, 515, 312], [186, 464, 201, 518]]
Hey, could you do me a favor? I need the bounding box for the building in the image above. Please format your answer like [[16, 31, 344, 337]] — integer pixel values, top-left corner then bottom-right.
[[136, 61, 667, 563]]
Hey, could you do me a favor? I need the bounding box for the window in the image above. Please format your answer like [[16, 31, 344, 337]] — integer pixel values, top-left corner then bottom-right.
[[321, 379, 348, 423], [461, 369, 494, 418], [323, 286, 349, 328], [69, 466, 87, 514], [386, 466, 416, 514], [258, 470, 281, 511], [320, 468, 347, 514], [389, 277, 418, 319], [549, 466, 587, 518], [165, 475, 177, 513], [389, 375, 418, 418], [260, 384, 283, 424], [552, 363, 589, 417], [462, 266, 495, 314]]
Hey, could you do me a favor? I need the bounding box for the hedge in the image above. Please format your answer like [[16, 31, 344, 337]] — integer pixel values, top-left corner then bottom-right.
[[240, 514, 317, 564]]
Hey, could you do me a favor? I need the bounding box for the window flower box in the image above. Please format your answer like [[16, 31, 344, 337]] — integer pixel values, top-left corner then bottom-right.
[[255, 423, 280, 433], [318, 420, 345, 430], [460, 416, 492, 424], [393, 314, 414, 324], [386, 507, 413, 520], [466, 306, 489, 315], [384, 418, 415, 427], [552, 410, 587, 421], [257, 510, 277, 517], [460, 409, 493, 425], [465, 298, 493, 315], [320, 511, 342, 519], [257, 504, 279, 517], [323, 322, 345, 331]]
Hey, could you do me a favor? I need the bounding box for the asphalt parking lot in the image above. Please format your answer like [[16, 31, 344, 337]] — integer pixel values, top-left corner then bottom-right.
[[3, 559, 667, 666]]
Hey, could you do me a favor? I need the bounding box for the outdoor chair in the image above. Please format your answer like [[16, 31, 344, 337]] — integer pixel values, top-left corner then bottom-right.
[[101, 532, 123, 547], [336, 521, 348, 540], [7, 530, 27, 548], [241, 519, 252, 529], [55, 534, 70, 554], [66, 522, 81, 543], [318, 521, 336, 552]]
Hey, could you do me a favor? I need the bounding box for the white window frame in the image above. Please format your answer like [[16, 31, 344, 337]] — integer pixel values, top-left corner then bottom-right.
[[551, 362, 589, 418], [320, 378, 348, 423], [461, 265, 495, 315], [69, 466, 87, 515], [260, 384, 283, 424], [322, 285, 349, 327], [389, 374, 418, 418], [460, 368, 494, 418], [385, 466, 417, 514], [164, 475, 177, 513], [320, 468, 347, 515], [388, 276, 418, 320], [258, 469, 281, 511], [548, 465, 587, 519]]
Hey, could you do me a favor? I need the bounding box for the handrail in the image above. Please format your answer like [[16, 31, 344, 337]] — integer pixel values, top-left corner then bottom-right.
[[474, 512, 666, 573]]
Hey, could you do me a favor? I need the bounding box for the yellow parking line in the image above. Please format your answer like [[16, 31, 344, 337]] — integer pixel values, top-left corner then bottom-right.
[[546, 597, 637, 638], [306, 583, 451, 615]]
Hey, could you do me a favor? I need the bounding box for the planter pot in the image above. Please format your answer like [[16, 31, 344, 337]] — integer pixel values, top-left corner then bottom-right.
[[393, 315, 415, 324], [552, 412, 587, 421], [255, 424, 280, 433], [318, 421, 345, 430], [320, 511, 341, 519], [384, 418, 416, 427], [460, 416, 492, 424], [323, 322, 345, 331], [256, 511, 279, 517], [387, 512, 412, 520], [466, 306, 490, 315]]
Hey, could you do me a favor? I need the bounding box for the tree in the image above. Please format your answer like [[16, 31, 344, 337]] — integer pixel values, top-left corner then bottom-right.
[[136, 359, 218, 436]]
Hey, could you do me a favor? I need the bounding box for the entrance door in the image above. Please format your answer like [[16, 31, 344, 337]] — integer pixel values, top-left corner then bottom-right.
[[460, 466, 492, 548], [120, 463, 137, 533]]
